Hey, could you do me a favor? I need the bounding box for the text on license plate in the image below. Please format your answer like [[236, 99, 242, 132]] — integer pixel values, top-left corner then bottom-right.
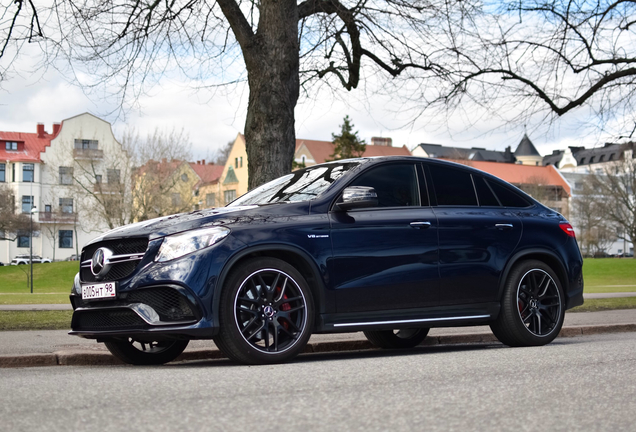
[[82, 282, 117, 300]]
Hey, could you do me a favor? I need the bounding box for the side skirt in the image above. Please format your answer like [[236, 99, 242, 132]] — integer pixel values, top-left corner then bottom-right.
[[317, 302, 500, 333]]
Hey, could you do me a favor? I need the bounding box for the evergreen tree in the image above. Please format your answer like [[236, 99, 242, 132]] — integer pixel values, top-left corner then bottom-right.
[[329, 116, 366, 161]]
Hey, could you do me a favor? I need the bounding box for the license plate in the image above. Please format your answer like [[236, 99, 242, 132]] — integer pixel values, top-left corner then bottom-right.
[[82, 282, 117, 300]]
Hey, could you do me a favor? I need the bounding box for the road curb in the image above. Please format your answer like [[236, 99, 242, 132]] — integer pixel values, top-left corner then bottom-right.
[[1, 323, 635, 368]]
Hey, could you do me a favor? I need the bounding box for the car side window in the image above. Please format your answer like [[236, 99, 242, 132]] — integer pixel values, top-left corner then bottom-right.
[[428, 164, 478, 206], [350, 163, 420, 207], [473, 175, 500, 206], [486, 180, 531, 208]]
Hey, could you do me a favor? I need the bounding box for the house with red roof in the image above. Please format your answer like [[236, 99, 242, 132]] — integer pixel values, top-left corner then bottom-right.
[[1, 113, 130, 263]]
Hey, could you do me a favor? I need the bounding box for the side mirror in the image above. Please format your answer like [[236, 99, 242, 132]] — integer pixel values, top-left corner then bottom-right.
[[335, 186, 378, 211]]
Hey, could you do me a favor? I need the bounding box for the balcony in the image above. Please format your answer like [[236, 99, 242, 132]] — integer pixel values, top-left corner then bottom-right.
[[73, 148, 104, 160], [38, 211, 77, 224]]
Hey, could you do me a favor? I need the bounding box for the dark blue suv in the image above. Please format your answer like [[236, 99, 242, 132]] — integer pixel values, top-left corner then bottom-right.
[[69, 157, 584, 365]]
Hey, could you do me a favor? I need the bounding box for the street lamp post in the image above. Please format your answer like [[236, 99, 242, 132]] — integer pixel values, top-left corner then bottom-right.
[[30, 205, 37, 294]]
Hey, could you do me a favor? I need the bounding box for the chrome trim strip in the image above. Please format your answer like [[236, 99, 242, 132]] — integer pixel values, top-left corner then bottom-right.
[[332, 314, 491, 328], [80, 253, 144, 267]]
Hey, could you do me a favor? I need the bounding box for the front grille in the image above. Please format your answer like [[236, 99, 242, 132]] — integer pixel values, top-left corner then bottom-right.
[[81, 237, 149, 282], [72, 309, 148, 331]]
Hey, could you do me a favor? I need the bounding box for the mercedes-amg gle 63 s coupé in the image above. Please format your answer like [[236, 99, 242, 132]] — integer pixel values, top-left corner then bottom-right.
[[69, 157, 583, 365]]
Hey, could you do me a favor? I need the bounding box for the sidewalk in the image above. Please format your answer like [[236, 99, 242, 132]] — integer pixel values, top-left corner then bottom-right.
[[1, 309, 635, 367]]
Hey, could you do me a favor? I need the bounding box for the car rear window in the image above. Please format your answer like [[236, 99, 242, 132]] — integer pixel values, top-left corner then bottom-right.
[[473, 175, 500, 206], [486, 180, 531, 208], [428, 164, 478, 206]]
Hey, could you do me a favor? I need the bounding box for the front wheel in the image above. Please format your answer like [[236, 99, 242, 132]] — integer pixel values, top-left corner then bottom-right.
[[364, 328, 430, 349], [104, 338, 189, 365], [214, 257, 314, 365], [491, 260, 565, 347]]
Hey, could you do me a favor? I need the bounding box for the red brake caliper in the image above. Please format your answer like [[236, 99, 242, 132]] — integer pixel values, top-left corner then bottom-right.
[[276, 287, 291, 330]]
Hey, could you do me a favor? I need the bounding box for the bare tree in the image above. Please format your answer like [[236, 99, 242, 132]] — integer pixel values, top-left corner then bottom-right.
[[0, 184, 35, 241], [1, 0, 462, 189], [121, 127, 193, 167], [426, 0, 636, 133], [587, 144, 636, 257], [571, 179, 618, 257]]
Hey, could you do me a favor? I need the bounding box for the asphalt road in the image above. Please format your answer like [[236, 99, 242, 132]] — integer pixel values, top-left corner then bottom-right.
[[1, 332, 635, 431]]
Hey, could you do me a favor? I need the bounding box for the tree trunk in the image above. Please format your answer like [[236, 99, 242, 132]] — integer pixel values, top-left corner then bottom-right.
[[242, 1, 299, 190]]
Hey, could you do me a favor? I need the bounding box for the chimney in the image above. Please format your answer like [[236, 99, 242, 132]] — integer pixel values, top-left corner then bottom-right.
[[52, 123, 61, 136], [162, 158, 167, 164], [371, 137, 392, 147], [202, 159, 205, 165], [37, 123, 46, 138]]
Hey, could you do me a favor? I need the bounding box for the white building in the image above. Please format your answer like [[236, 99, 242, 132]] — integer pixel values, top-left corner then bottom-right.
[[0, 113, 130, 263]]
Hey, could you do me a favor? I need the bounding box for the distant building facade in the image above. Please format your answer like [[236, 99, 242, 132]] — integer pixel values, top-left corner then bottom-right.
[[0, 113, 130, 263]]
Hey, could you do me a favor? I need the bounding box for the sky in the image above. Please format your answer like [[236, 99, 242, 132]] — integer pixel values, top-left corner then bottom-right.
[[0, 51, 615, 163]]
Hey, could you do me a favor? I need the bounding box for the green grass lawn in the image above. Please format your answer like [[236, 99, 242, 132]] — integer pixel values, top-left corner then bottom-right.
[[0, 310, 72, 331], [581, 258, 636, 292], [0, 261, 78, 304]]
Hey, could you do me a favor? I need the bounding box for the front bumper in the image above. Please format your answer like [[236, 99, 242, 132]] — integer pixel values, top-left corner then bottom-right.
[[69, 284, 219, 341]]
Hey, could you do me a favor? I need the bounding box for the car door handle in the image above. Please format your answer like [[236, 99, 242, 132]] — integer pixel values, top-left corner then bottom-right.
[[410, 221, 432, 229], [495, 223, 514, 230]]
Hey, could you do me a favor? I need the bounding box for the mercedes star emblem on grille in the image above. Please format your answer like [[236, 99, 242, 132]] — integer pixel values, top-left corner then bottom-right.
[[91, 247, 113, 279]]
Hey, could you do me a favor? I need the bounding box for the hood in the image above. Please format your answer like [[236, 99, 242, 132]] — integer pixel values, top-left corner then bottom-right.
[[86, 203, 311, 245]]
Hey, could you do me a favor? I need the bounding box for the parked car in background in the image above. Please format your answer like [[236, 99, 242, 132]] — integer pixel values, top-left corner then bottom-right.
[[69, 156, 584, 365], [65, 254, 80, 261], [11, 255, 52, 265]]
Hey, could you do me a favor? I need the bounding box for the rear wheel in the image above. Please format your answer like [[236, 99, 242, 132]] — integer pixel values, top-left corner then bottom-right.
[[364, 328, 430, 349], [214, 257, 314, 365], [104, 338, 189, 365], [491, 260, 565, 347]]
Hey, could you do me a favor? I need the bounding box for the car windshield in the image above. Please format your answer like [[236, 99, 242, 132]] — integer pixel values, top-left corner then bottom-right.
[[229, 162, 360, 206]]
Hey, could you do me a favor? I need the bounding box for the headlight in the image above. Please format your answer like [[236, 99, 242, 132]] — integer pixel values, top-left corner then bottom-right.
[[155, 226, 230, 262]]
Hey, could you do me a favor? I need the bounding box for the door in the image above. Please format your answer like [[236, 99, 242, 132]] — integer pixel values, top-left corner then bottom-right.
[[427, 164, 522, 305], [329, 162, 440, 313]]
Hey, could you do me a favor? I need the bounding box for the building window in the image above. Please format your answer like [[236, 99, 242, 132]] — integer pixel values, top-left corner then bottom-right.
[[0, 163, 4, 182], [44, 204, 52, 213], [589, 156, 595, 163], [107, 169, 120, 184], [181, 173, 189, 182], [59, 230, 73, 248], [172, 193, 181, 207], [17, 231, 30, 248], [206, 193, 216, 207], [609, 154, 615, 161], [59, 198, 74, 214], [23, 163, 34, 182], [95, 174, 102, 184], [580, 158, 585, 164], [59, 166, 74, 185], [22, 196, 34, 213], [235, 158, 239, 168], [5, 141, 18, 150], [74, 139, 99, 150], [240, 157, 243, 168], [599, 155, 605, 162], [224, 190, 236, 204]]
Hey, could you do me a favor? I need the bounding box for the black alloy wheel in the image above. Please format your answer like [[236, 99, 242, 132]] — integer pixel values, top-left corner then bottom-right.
[[214, 257, 314, 365], [364, 328, 430, 349], [491, 260, 565, 347], [104, 338, 189, 365]]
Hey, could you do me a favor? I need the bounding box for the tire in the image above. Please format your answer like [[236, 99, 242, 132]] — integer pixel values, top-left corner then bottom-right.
[[104, 338, 189, 365], [214, 257, 314, 365], [491, 259, 565, 347], [364, 328, 430, 349]]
